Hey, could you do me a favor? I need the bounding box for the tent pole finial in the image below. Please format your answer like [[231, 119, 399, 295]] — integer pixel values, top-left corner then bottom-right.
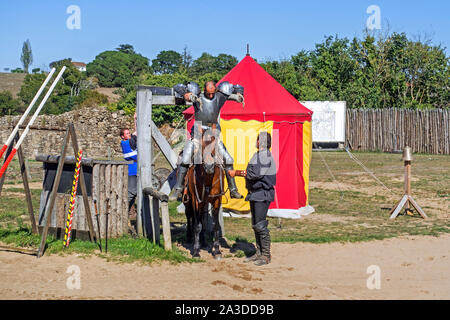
[[246, 44, 250, 56]]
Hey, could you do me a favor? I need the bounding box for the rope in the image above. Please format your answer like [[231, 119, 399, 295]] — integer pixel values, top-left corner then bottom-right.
[[63, 150, 83, 248], [344, 147, 393, 194], [313, 143, 344, 200]]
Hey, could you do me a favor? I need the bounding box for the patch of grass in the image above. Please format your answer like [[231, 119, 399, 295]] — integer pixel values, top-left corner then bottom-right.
[[0, 227, 197, 265]]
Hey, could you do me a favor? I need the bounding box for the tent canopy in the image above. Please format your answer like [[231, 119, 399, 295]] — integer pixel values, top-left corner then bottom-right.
[[183, 55, 312, 122]]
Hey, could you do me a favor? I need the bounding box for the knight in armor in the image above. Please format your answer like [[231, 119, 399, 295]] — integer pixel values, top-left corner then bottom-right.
[[173, 80, 245, 200]]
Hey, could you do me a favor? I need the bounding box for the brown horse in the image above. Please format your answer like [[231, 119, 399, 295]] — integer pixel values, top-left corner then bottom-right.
[[182, 126, 225, 259]]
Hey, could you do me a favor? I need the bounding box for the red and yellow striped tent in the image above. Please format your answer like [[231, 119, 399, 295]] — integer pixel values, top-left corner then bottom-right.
[[183, 55, 314, 218]]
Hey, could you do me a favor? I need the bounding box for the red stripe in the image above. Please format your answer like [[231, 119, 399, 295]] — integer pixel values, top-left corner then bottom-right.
[[0, 149, 17, 179], [0, 144, 7, 159]]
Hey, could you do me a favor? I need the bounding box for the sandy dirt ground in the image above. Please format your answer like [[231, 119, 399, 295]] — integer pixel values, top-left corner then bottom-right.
[[1, 234, 449, 300]]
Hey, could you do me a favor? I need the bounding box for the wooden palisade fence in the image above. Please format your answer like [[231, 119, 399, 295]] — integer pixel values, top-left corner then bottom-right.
[[346, 109, 450, 154]]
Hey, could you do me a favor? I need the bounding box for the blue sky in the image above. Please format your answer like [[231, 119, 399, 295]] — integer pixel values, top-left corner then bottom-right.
[[0, 0, 449, 71]]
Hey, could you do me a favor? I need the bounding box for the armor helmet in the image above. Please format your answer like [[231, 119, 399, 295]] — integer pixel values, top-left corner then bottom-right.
[[173, 84, 187, 98], [217, 81, 234, 96], [187, 81, 200, 95], [233, 84, 244, 95]]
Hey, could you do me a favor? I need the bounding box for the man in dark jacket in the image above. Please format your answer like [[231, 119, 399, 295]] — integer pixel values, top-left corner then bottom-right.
[[229, 131, 276, 266]]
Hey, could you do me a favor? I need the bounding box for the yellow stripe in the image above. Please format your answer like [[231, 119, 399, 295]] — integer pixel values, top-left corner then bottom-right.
[[220, 119, 274, 212], [302, 121, 312, 205]]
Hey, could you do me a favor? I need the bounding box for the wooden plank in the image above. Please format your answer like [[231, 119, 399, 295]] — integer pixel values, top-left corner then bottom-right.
[[160, 201, 171, 251], [38, 190, 50, 225], [150, 196, 161, 244], [92, 164, 100, 235], [99, 164, 106, 238], [389, 195, 408, 220], [122, 165, 129, 235], [74, 196, 85, 230], [116, 165, 124, 237], [55, 194, 65, 230], [143, 187, 169, 202], [17, 140, 38, 234], [151, 95, 175, 105], [150, 120, 178, 169], [136, 87, 153, 237], [408, 196, 428, 219], [105, 164, 113, 237], [111, 165, 117, 237]]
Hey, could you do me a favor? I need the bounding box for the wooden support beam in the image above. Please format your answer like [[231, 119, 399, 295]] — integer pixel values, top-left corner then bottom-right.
[[136, 87, 153, 237], [150, 120, 178, 170], [161, 201, 172, 251], [37, 127, 70, 258], [17, 139, 38, 234], [143, 187, 169, 202], [152, 95, 176, 105], [408, 196, 428, 219], [389, 195, 408, 220], [68, 123, 96, 243]]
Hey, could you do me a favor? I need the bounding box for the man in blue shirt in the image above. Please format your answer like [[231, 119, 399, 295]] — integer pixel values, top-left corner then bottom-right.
[[120, 124, 138, 211]]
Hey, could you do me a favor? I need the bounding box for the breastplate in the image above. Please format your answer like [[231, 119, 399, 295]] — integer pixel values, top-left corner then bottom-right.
[[194, 93, 224, 125]]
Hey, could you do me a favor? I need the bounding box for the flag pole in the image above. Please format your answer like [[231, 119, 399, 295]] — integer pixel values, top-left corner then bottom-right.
[[0, 66, 66, 179], [0, 68, 56, 159]]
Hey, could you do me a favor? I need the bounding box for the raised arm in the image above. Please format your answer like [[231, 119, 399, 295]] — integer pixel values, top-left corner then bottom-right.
[[174, 82, 200, 102], [217, 81, 245, 105]]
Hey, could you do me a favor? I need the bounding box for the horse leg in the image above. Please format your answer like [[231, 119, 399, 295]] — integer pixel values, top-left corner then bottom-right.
[[212, 207, 222, 260], [185, 205, 193, 244], [200, 206, 209, 248], [186, 214, 193, 244], [192, 214, 202, 258]]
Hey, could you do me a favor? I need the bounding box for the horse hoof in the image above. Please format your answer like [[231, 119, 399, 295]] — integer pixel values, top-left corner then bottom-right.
[[214, 254, 222, 261], [193, 252, 201, 259]]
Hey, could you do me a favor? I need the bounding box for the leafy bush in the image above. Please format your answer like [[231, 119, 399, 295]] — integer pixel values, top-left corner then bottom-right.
[[0, 91, 22, 116]]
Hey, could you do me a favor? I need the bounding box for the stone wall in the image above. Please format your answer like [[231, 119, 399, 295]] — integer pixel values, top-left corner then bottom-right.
[[0, 107, 136, 159]]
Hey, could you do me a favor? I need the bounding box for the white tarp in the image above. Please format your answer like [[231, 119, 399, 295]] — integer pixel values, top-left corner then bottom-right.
[[301, 101, 346, 143]]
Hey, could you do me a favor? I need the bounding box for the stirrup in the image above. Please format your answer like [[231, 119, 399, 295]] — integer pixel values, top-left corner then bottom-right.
[[230, 189, 243, 199]]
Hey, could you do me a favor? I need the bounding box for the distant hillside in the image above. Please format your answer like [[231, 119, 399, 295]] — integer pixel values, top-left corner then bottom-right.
[[94, 87, 121, 103], [0, 73, 26, 98]]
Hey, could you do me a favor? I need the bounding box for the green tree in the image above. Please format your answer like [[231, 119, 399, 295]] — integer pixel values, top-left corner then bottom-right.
[[214, 54, 238, 74], [180, 46, 193, 73], [0, 91, 22, 116], [87, 46, 149, 88], [116, 44, 135, 54], [151, 50, 183, 74], [190, 53, 217, 76], [20, 39, 33, 74]]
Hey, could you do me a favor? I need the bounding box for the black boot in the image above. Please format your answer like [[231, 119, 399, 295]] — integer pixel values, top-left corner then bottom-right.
[[253, 220, 271, 266], [174, 165, 188, 201], [225, 165, 243, 199], [244, 230, 261, 263]]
